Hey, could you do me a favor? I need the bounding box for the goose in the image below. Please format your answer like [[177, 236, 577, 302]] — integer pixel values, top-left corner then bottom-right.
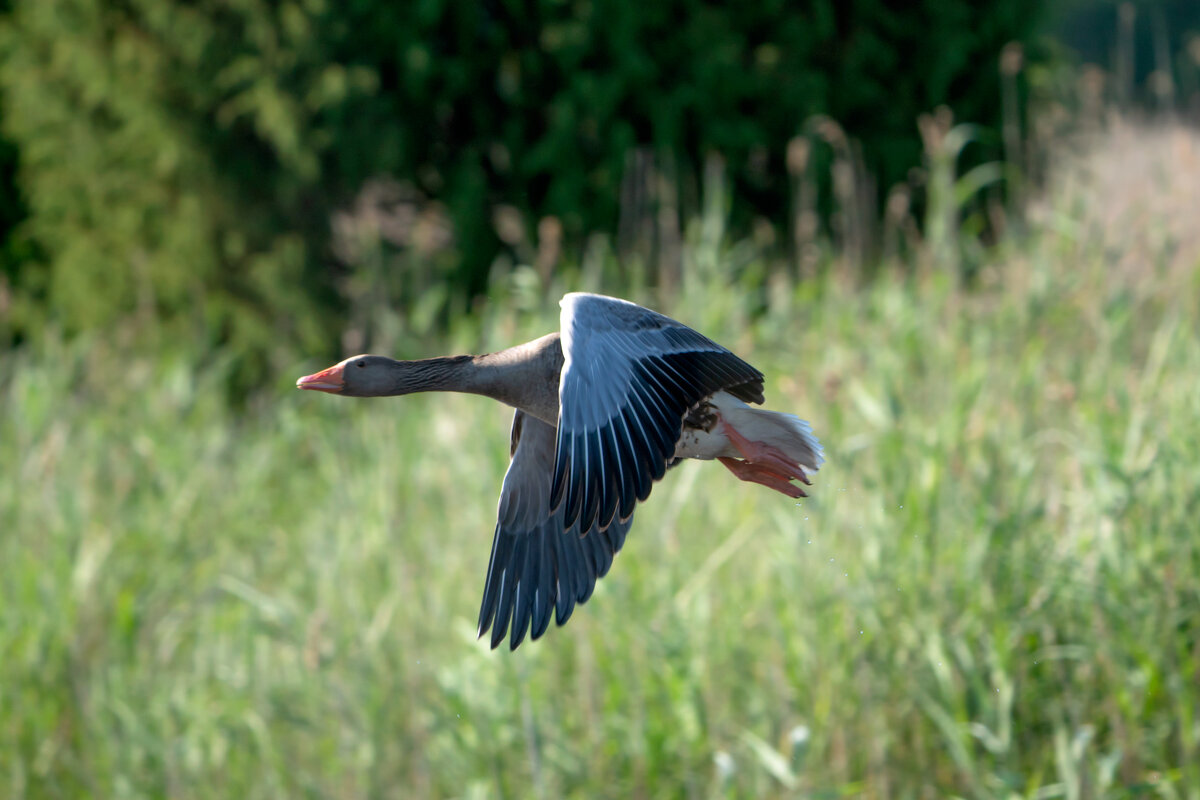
[[297, 292, 823, 650]]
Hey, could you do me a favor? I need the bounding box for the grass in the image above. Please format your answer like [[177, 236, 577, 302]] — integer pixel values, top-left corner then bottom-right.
[[4, 119, 1200, 799]]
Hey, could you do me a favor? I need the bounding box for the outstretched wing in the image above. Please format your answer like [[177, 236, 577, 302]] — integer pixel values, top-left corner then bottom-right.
[[477, 410, 634, 651], [550, 292, 766, 532]]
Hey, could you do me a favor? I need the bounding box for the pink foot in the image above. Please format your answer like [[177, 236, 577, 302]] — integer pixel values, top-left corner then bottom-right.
[[718, 457, 808, 498], [721, 421, 812, 485]]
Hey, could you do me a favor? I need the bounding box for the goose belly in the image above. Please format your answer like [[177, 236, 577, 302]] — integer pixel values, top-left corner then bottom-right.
[[673, 425, 738, 461], [671, 392, 740, 461]]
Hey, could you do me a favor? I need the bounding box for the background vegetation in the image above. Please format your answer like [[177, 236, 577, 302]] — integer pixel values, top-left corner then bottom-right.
[[6, 118, 1200, 797], [3, 0, 1200, 797], [0, 0, 1050, 376]]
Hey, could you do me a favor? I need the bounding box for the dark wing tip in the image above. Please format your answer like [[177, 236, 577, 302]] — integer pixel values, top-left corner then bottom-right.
[[476, 519, 561, 651], [477, 511, 637, 651]]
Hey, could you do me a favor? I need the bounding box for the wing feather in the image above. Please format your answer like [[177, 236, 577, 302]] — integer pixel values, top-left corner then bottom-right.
[[477, 410, 635, 651], [552, 293, 765, 531], [480, 293, 767, 649]]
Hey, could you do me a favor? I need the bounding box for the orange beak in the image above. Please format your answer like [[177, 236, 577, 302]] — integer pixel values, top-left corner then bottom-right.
[[296, 363, 345, 393]]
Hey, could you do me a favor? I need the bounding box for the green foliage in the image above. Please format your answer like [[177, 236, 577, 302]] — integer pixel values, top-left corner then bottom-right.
[[4, 124, 1200, 796], [0, 0, 1045, 372], [0, 0, 344, 381]]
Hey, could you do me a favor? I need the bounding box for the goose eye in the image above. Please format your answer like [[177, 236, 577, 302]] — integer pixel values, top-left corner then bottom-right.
[[356, 361, 366, 369]]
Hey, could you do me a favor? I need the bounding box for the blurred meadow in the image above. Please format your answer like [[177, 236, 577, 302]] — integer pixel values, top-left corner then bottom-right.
[[4, 1, 1200, 799]]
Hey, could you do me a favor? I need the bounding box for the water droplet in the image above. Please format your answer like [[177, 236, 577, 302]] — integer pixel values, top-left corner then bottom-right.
[[713, 751, 736, 779]]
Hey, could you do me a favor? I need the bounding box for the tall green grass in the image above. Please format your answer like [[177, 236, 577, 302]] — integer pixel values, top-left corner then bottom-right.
[[4, 121, 1200, 798]]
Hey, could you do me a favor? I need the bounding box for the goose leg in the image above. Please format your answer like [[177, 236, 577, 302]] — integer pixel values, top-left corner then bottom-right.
[[718, 457, 808, 498], [717, 419, 812, 498]]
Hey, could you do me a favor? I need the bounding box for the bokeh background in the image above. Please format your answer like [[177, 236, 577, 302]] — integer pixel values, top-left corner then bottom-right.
[[3, 1, 1200, 797]]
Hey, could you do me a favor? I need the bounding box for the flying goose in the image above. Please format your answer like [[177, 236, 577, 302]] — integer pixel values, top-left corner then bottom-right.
[[297, 292, 823, 649]]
